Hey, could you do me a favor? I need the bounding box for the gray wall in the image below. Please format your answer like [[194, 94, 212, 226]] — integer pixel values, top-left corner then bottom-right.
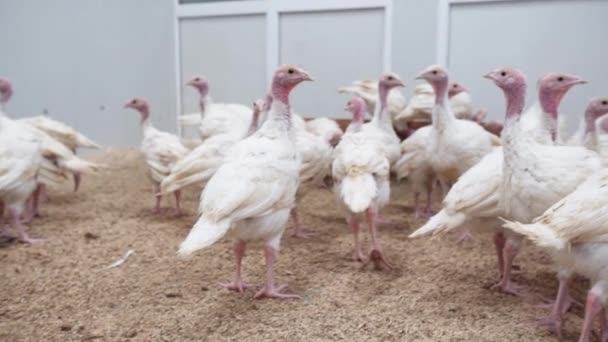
[[447, 0, 608, 132], [280, 9, 384, 119], [2, 0, 607, 146], [0, 0, 176, 147]]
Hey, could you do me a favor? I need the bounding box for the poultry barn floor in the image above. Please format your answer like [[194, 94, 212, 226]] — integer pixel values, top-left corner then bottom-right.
[[0, 148, 593, 341]]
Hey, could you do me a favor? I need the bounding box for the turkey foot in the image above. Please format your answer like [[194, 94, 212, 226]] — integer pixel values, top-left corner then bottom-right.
[[491, 278, 525, 296], [453, 228, 474, 244], [220, 280, 253, 293], [254, 284, 300, 300], [361, 249, 392, 271]]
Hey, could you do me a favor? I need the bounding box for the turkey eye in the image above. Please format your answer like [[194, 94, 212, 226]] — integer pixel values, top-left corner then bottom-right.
[[388, 76, 394, 81], [557, 76, 564, 82], [500, 71, 507, 77], [432, 70, 438, 75], [194, 77, 200, 81], [603, 101, 608, 105], [288, 68, 295, 74], [131, 100, 136, 104]]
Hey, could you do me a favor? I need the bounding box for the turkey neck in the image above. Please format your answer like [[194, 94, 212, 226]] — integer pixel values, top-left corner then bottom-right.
[[583, 108, 600, 149], [501, 82, 527, 153], [372, 84, 392, 130], [139, 107, 151, 130], [198, 94, 211, 119], [245, 108, 262, 137], [267, 80, 294, 131], [539, 87, 567, 142], [431, 79, 455, 131]]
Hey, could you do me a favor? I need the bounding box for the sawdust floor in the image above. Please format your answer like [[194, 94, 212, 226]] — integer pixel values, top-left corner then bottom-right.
[[0, 148, 594, 341]]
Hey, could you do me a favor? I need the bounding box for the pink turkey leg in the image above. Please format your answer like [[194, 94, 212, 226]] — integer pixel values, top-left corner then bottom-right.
[[221, 240, 253, 292], [254, 246, 300, 299]]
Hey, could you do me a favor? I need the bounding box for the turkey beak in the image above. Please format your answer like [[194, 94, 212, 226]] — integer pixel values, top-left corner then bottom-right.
[[186, 79, 196, 87], [483, 72, 496, 81], [123, 102, 131, 108], [415, 71, 427, 80], [570, 77, 588, 86], [396, 78, 405, 87], [301, 71, 314, 82]]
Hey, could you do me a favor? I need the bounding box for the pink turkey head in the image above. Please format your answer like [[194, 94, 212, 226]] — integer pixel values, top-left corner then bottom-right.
[[271, 65, 313, 103], [186, 76, 209, 97], [484, 67, 527, 118], [538, 73, 587, 117], [585, 96, 608, 133], [416, 65, 448, 87], [124, 97, 150, 124], [0, 78, 13, 105], [345, 97, 366, 124], [448, 82, 467, 98], [379, 72, 405, 90], [597, 114, 608, 134]]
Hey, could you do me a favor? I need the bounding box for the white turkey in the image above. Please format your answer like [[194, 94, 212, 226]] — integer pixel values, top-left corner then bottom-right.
[[20, 115, 101, 192], [290, 116, 340, 238], [416, 65, 499, 193], [0, 79, 102, 219], [178, 65, 312, 299], [0, 78, 43, 243], [394, 126, 435, 219], [305, 117, 343, 147], [337, 79, 406, 122], [331, 72, 404, 270], [501, 167, 608, 341], [160, 99, 266, 196], [125, 97, 189, 214], [179, 76, 252, 141], [344, 97, 367, 133], [358, 74, 404, 169]]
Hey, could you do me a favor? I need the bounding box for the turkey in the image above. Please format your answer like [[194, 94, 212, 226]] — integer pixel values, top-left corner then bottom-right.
[[305, 117, 343, 147], [394, 81, 481, 131], [563, 97, 608, 151], [394, 126, 435, 219], [344, 97, 367, 133], [496, 71, 596, 299], [596, 114, 608, 160], [290, 116, 339, 238], [178, 65, 312, 299], [332, 72, 404, 270], [159, 99, 266, 196], [358, 74, 404, 169], [0, 79, 43, 243], [125, 97, 189, 215], [416, 65, 499, 193], [501, 167, 608, 341], [337, 79, 406, 122], [409, 69, 593, 301], [20, 115, 101, 192], [0, 79, 102, 219], [179, 76, 252, 141]]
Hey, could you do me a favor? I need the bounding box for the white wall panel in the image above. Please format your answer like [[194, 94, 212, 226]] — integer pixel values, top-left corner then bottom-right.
[[447, 0, 608, 132], [179, 15, 266, 119], [0, 0, 176, 147], [280, 9, 384, 119]]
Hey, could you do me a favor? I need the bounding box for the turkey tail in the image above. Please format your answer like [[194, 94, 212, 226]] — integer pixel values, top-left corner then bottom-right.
[[75, 133, 101, 149], [159, 172, 210, 196], [409, 209, 466, 238], [179, 113, 202, 127], [488, 133, 502, 146], [500, 219, 566, 251], [59, 157, 105, 175], [178, 217, 232, 257], [394, 153, 413, 181], [341, 173, 376, 213]]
